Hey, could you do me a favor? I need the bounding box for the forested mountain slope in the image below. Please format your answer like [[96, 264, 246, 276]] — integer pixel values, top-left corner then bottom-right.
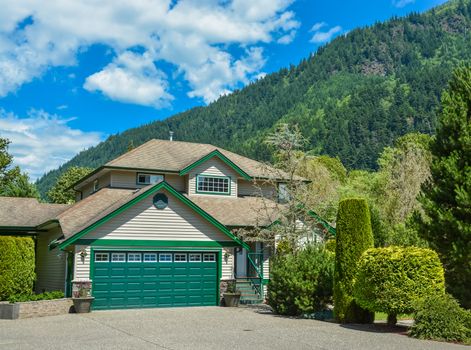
[[36, 0, 471, 197]]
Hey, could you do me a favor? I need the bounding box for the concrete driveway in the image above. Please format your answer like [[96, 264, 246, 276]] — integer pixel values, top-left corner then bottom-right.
[[0, 306, 467, 350]]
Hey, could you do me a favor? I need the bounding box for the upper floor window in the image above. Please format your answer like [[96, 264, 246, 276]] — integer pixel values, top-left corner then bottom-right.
[[93, 179, 99, 192], [137, 173, 164, 185], [196, 175, 230, 195], [278, 182, 290, 203]]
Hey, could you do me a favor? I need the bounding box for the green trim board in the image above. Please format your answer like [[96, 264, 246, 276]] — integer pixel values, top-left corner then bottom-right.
[[195, 174, 231, 196], [75, 239, 241, 247], [58, 181, 249, 250], [179, 149, 252, 180]]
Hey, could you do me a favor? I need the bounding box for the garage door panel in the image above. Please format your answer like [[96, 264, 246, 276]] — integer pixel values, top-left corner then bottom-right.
[[92, 250, 219, 310]]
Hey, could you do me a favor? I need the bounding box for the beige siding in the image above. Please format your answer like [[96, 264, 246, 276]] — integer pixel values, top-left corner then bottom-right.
[[73, 245, 91, 280], [238, 180, 276, 198], [84, 188, 230, 242], [110, 171, 185, 191], [80, 182, 95, 200], [35, 228, 66, 292], [221, 247, 234, 280], [188, 158, 238, 198], [79, 173, 111, 200]]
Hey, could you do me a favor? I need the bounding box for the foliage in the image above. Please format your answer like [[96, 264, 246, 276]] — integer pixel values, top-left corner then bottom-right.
[[0, 236, 36, 301], [224, 281, 240, 295], [268, 244, 334, 316], [36, 0, 471, 197], [417, 65, 471, 309], [333, 198, 374, 323], [409, 293, 471, 344], [0, 137, 39, 199], [353, 246, 445, 324], [46, 166, 93, 203], [8, 291, 65, 303]]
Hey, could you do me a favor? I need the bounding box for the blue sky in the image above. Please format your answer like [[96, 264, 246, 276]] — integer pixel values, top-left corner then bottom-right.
[[0, 0, 447, 180]]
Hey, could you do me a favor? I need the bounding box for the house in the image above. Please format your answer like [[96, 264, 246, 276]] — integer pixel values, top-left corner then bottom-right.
[[0, 139, 292, 310]]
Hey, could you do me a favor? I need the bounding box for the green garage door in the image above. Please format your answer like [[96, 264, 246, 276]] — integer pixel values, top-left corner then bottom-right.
[[92, 251, 219, 310]]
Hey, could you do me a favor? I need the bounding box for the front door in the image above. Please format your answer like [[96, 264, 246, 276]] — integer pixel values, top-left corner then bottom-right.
[[236, 248, 247, 277]]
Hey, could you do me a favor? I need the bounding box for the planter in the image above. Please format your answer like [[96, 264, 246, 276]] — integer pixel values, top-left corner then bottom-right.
[[223, 293, 241, 307], [72, 297, 95, 313]]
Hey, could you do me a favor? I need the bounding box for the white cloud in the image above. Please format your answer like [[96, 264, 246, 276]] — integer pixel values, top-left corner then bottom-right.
[[0, 0, 300, 106], [392, 0, 415, 8], [0, 109, 102, 180], [310, 25, 343, 44], [84, 51, 173, 107], [310, 22, 326, 32]]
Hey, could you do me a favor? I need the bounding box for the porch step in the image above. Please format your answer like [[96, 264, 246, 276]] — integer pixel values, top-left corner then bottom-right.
[[236, 280, 263, 305]]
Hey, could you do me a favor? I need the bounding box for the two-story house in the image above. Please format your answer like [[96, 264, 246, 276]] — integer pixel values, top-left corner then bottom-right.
[[0, 139, 289, 310]]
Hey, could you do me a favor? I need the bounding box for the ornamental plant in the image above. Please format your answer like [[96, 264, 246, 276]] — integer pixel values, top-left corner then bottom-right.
[[353, 246, 445, 325], [268, 244, 334, 316], [0, 236, 36, 300], [333, 198, 374, 323]]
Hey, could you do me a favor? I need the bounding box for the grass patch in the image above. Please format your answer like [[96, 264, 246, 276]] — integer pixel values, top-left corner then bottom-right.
[[375, 312, 413, 321]]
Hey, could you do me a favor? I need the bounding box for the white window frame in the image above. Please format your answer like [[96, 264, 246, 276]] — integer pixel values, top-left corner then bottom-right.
[[137, 173, 164, 185], [111, 252, 126, 262], [203, 253, 216, 262], [127, 253, 142, 262], [159, 253, 172, 262], [93, 179, 99, 192], [143, 253, 157, 262], [196, 175, 230, 195], [174, 253, 187, 262], [94, 252, 109, 262], [189, 253, 201, 262]]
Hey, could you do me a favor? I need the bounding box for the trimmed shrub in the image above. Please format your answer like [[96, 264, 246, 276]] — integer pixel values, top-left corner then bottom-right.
[[334, 197, 374, 323], [0, 236, 36, 300], [8, 290, 65, 303], [353, 246, 445, 325], [268, 244, 334, 316], [409, 293, 471, 344]]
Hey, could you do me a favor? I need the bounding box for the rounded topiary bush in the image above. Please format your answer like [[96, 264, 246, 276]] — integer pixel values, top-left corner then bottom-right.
[[353, 246, 445, 325], [0, 236, 36, 300], [409, 293, 471, 344], [334, 197, 374, 323], [268, 244, 334, 316]]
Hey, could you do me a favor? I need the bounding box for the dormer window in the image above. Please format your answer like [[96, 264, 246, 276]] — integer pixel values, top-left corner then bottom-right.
[[196, 175, 230, 195], [137, 173, 164, 185]]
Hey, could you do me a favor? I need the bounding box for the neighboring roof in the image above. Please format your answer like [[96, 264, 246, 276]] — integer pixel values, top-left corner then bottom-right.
[[188, 195, 281, 227], [0, 197, 70, 229], [57, 182, 249, 250]]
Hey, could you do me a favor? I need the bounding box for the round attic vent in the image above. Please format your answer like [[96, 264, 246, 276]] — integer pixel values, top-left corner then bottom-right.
[[153, 193, 168, 210]]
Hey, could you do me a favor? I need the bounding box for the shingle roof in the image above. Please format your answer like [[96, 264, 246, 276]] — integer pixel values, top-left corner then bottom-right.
[[0, 197, 70, 228], [105, 139, 281, 179]]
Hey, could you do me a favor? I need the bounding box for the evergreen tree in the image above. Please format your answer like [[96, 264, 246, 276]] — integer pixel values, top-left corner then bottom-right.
[[418, 65, 471, 309], [46, 166, 93, 204]]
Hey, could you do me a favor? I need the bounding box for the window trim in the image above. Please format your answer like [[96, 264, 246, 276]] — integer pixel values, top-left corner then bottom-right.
[[136, 172, 165, 185], [195, 174, 231, 195], [94, 252, 109, 262], [111, 252, 126, 263], [127, 253, 142, 262], [203, 253, 216, 262], [174, 253, 187, 262], [189, 253, 202, 262], [143, 253, 157, 263], [159, 253, 172, 262], [92, 179, 99, 193]]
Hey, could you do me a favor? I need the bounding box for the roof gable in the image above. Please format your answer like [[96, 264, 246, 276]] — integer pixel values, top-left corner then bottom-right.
[[58, 181, 248, 250]]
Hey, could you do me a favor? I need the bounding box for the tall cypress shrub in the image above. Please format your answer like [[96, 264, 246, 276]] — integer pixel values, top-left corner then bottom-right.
[[417, 65, 471, 309], [334, 198, 374, 323], [0, 236, 36, 300]]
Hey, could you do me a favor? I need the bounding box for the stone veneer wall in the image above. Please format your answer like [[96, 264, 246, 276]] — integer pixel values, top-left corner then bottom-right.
[[0, 298, 73, 319]]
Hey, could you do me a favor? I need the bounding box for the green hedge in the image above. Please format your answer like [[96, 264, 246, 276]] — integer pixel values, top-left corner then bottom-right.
[[353, 246, 445, 325], [334, 197, 374, 323], [409, 293, 471, 344], [8, 290, 64, 303], [268, 244, 334, 316], [0, 236, 36, 300]]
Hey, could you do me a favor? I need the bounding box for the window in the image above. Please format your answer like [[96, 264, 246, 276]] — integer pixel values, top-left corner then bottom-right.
[[95, 252, 109, 262], [278, 183, 290, 203], [111, 253, 126, 262], [189, 253, 201, 262], [143, 253, 157, 262], [127, 253, 141, 262], [196, 175, 230, 194], [203, 253, 216, 262], [137, 173, 164, 185], [159, 253, 172, 262], [174, 253, 187, 262], [93, 179, 99, 192]]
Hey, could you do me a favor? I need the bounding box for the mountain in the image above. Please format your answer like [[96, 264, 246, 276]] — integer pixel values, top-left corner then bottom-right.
[[36, 0, 471, 198]]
